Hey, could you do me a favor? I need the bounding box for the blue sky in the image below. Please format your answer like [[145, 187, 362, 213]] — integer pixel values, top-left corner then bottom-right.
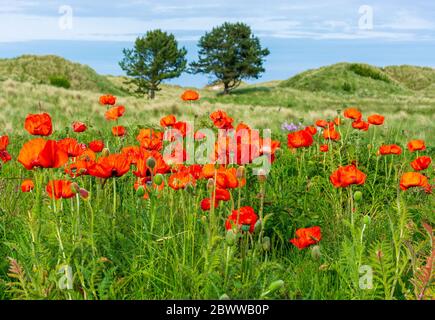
[[0, 0, 434, 86]]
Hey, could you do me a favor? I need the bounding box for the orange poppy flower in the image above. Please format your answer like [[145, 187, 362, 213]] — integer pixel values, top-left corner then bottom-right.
[[18, 139, 68, 170], [290, 226, 322, 250], [99, 95, 116, 106], [287, 129, 314, 149], [323, 128, 340, 141], [0, 135, 12, 163], [88, 154, 131, 179], [160, 114, 177, 127], [21, 179, 34, 192], [330, 164, 367, 188], [57, 138, 87, 157], [136, 129, 163, 151], [105, 106, 126, 121], [352, 120, 370, 131], [320, 144, 329, 152], [24, 113, 53, 136], [216, 168, 239, 189], [112, 126, 126, 137], [367, 114, 384, 125], [72, 122, 87, 133], [334, 117, 342, 126], [168, 171, 196, 190], [181, 90, 199, 101], [410, 156, 432, 171], [400, 172, 430, 191], [46, 180, 75, 199], [378, 144, 402, 155], [315, 120, 328, 128], [225, 206, 258, 233], [210, 110, 234, 129], [89, 140, 104, 153], [65, 159, 93, 178], [407, 140, 426, 152], [344, 108, 362, 120]]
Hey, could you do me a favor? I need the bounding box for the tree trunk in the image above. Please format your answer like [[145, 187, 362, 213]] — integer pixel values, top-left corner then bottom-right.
[[148, 89, 156, 99], [223, 82, 230, 95]]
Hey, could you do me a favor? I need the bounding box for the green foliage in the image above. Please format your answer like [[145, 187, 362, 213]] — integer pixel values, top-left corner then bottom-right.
[[348, 63, 391, 83], [190, 22, 270, 94], [49, 76, 71, 89], [119, 30, 187, 99]]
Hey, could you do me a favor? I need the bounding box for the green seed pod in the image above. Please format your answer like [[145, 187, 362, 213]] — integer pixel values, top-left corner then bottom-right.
[[136, 185, 145, 198], [254, 220, 262, 234], [236, 166, 246, 180], [354, 191, 363, 202], [146, 157, 156, 170], [207, 178, 215, 190], [241, 224, 251, 232], [262, 236, 271, 251], [311, 245, 321, 260], [153, 174, 164, 186], [102, 148, 110, 157], [226, 229, 237, 246], [268, 280, 284, 292]]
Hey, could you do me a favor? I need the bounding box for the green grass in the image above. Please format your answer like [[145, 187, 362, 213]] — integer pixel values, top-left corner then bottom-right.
[[0, 57, 434, 300]]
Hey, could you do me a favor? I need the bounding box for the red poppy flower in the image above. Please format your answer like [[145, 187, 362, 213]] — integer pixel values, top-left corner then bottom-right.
[[287, 129, 314, 149], [18, 138, 68, 170], [72, 122, 87, 133], [168, 171, 196, 190], [0, 136, 12, 163], [407, 140, 426, 152], [99, 95, 116, 106], [181, 90, 199, 101], [105, 106, 126, 121], [352, 120, 370, 131], [320, 144, 329, 152], [344, 108, 362, 120], [200, 198, 219, 211], [112, 126, 126, 137], [368, 114, 384, 125], [160, 115, 177, 127], [89, 140, 104, 153], [21, 179, 34, 192], [290, 226, 322, 250], [378, 144, 402, 155], [24, 113, 53, 136], [400, 172, 430, 192], [330, 165, 367, 188], [57, 138, 87, 157], [210, 110, 234, 129], [315, 120, 328, 128], [410, 156, 431, 171], [216, 168, 242, 189], [88, 154, 131, 178], [46, 180, 75, 199], [323, 128, 340, 141], [304, 126, 317, 136], [225, 206, 258, 233]]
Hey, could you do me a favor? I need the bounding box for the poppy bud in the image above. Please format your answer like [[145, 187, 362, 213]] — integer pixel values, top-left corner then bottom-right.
[[153, 174, 163, 186], [241, 224, 251, 232], [207, 178, 215, 190], [226, 229, 237, 246], [79, 188, 89, 200], [102, 148, 110, 157], [136, 185, 145, 198], [311, 245, 321, 260], [254, 220, 262, 234], [201, 215, 207, 224], [70, 182, 80, 194], [363, 215, 371, 225], [185, 182, 195, 194], [268, 280, 284, 292], [262, 236, 271, 251], [354, 191, 363, 202], [219, 294, 230, 300], [236, 166, 245, 180], [146, 157, 156, 170]]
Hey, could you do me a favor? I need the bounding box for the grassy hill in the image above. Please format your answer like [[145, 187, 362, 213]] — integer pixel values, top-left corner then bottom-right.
[[0, 55, 125, 95]]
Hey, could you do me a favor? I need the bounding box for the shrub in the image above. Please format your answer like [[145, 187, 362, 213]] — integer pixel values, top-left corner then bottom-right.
[[348, 64, 391, 83], [49, 76, 71, 89]]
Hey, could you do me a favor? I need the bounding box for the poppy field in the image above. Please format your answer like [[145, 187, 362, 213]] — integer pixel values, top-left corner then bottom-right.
[[0, 81, 434, 300]]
